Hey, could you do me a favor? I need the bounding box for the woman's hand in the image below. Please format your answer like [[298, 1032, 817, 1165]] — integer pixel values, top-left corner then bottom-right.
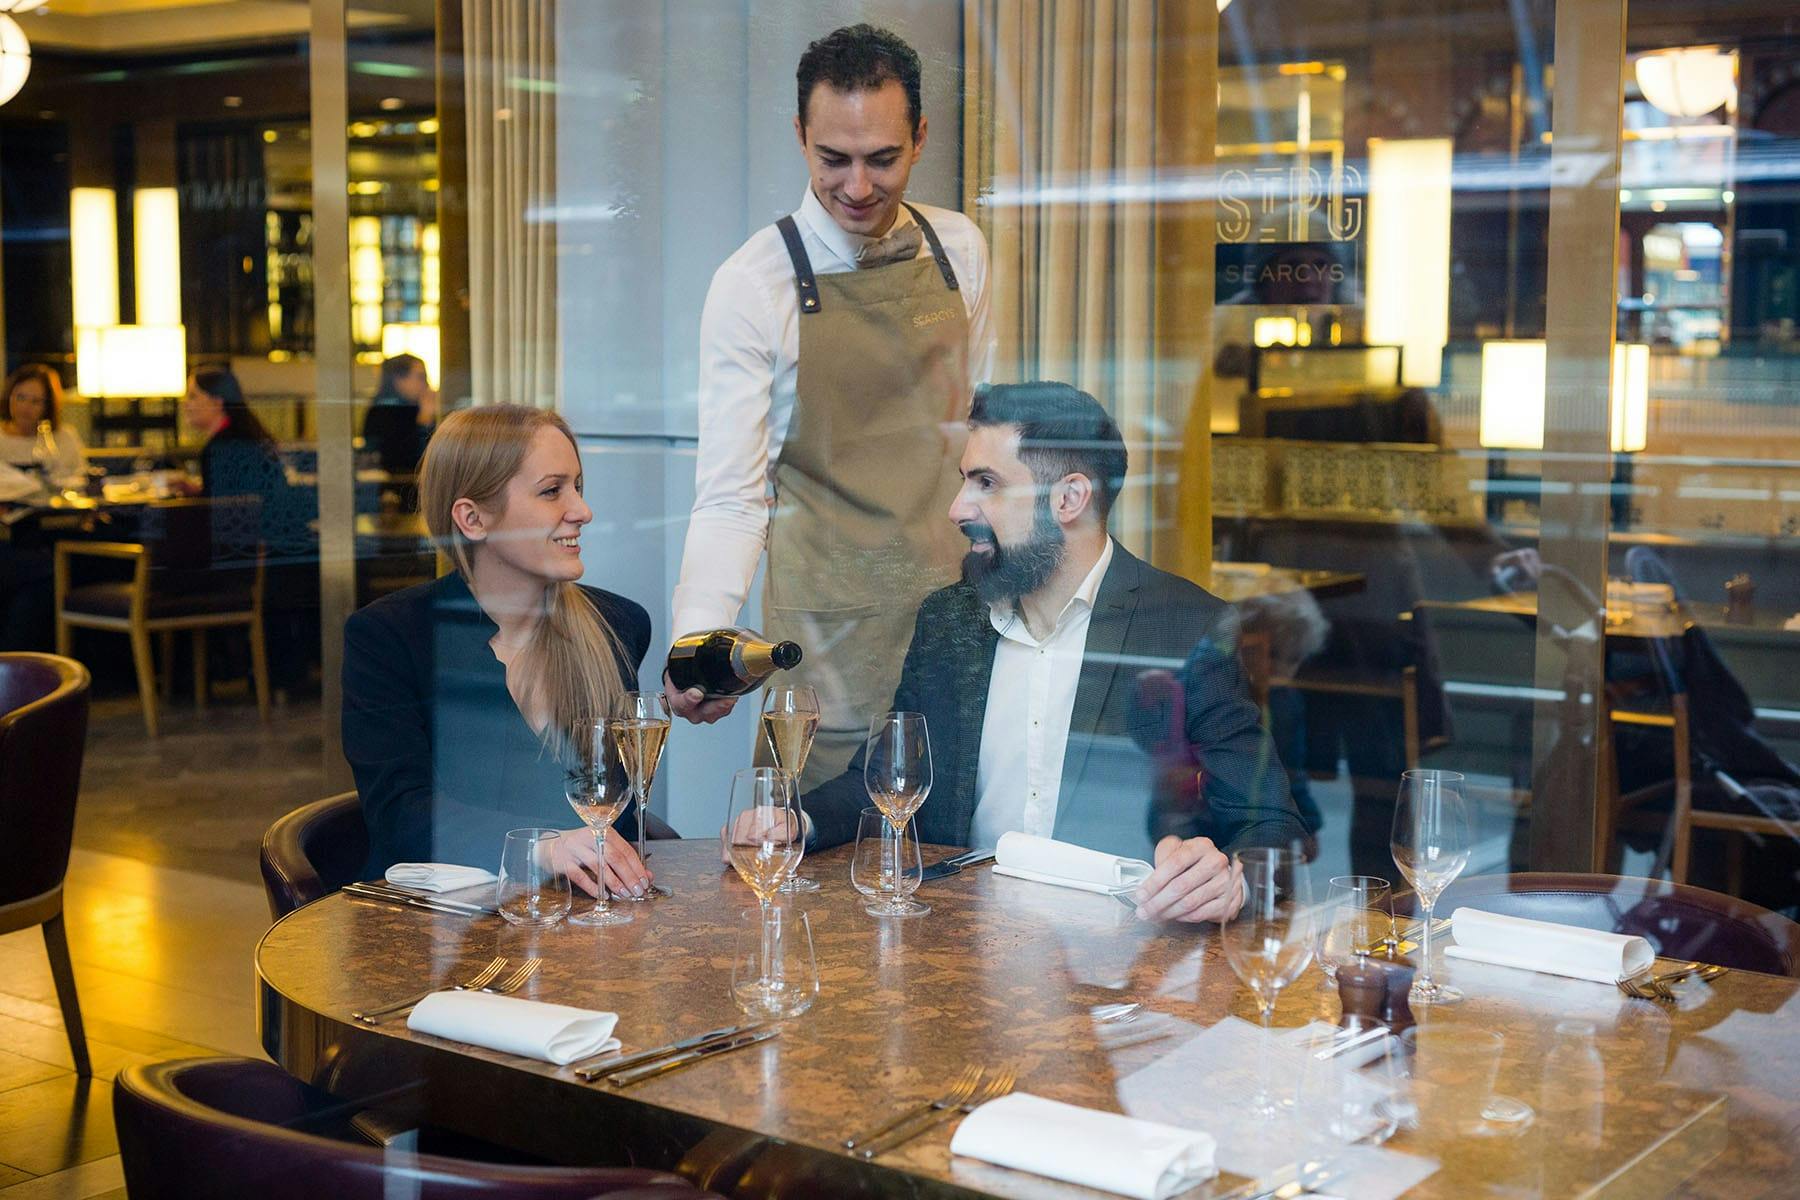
[[547, 827, 654, 898]]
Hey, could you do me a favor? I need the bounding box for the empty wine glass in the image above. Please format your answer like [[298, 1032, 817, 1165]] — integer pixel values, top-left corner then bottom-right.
[[497, 828, 571, 928], [863, 712, 932, 918], [723, 767, 804, 1012], [612, 690, 671, 899], [561, 720, 632, 927], [730, 906, 819, 1019], [1391, 769, 1472, 1005], [1317, 876, 1393, 984], [850, 806, 925, 915], [762, 685, 822, 894], [1220, 845, 1315, 1119]]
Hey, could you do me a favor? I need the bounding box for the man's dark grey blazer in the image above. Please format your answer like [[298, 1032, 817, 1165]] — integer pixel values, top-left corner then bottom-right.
[[804, 541, 1306, 859]]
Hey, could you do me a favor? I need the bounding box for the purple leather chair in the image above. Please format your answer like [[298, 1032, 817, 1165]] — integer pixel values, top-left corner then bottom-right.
[[0, 652, 92, 1076], [1399, 871, 1800, 977], [114, 1058, 724, 1200]]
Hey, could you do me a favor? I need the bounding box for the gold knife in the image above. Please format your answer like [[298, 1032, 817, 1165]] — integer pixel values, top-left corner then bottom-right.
[[573, 1022, 762, 1081], [608, 1027, 780, 1088]]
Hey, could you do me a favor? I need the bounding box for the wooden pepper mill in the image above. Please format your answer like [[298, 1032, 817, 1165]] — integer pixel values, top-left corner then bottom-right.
[[1335, 959, 1389, 1032]]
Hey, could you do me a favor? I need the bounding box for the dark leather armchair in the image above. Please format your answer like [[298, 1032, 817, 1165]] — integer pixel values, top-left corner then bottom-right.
[[1400, 871, 1800, 977], [261, 792, 369, 920], [0, 652, 93, 1075], [114, 1057, 720, 1200]]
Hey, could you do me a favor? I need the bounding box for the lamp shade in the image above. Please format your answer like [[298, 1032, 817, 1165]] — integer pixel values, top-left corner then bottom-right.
[[1479, 339, 1650, 453], [1634, 48, 1736, 120], [0, 16, 30, 110], [381, 322, 439, 388], [76, 325, 188, 399]]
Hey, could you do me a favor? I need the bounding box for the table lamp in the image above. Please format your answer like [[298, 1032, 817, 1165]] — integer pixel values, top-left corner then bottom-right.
[[75, 324, 187, 446], [380, 323, 439, 389]]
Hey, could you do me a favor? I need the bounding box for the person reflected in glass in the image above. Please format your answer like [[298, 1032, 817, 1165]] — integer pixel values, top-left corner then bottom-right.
[[362, 353, 437, 476], [801, 382, 1306, 923], [0, 364, 85, 481], [341, 404, 655, 900]]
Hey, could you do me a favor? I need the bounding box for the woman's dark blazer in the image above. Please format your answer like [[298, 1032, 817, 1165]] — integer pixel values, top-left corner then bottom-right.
[[342, 570, 653, 878]]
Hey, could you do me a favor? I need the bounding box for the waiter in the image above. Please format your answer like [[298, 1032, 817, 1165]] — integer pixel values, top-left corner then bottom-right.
[[666, 24, 994, 785]]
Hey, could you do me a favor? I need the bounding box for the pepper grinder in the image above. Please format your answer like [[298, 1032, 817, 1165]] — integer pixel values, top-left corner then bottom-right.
[[1378, 958, 1417, 1035], [1335, 958, 1389, 1033]]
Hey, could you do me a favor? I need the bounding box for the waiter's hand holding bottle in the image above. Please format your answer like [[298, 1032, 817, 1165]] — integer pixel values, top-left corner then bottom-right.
[[664, 674, 740, 724], [663, 628, 803, 725]]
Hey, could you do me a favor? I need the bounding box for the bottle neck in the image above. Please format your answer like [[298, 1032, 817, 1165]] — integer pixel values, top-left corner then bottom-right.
[[737, 640, 778, 677]]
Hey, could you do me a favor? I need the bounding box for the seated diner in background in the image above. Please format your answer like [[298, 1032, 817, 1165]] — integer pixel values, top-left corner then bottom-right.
[[802, 382, 1306, 923], [361, 352, 438, 475], [341, 403, 656, 900], [0, 363, 86, 485]]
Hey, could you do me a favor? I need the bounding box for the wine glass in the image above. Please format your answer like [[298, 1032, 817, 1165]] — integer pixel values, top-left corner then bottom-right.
[[497, 828, 571, 928], [863, 712, 932, 918], [723, 767, 805, 1014], [850, 806, 925, 914], [562, 720, 633, 926], [730, 906, 819, 1019], [1220, 845, 1315, 1119], [611, 690, 671, 900], [1317, 875, 1393, 984], [762, 685, 822, 894], [1390, 769, 1472, 1005]]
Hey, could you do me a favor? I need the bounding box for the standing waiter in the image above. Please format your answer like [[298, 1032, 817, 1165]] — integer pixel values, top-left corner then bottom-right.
[[666, 25, 994, 785]]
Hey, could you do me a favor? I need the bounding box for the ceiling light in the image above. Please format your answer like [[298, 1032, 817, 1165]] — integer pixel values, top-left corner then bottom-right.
[[379, 96, 403, 111], [1634, 48, 1736, 119], [0, 15, 30, 108]]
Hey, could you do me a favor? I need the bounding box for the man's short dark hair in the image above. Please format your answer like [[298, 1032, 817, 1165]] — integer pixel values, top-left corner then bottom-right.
[[796, 25, 923, 135], [969, 382, 1129, 521]]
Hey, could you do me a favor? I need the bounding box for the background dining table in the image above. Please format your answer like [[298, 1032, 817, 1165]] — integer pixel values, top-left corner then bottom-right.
[[258, 839, 1800, 1199]]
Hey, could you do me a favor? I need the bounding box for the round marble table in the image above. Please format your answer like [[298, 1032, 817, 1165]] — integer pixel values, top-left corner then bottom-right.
[[258, 839, 1800, 1199]]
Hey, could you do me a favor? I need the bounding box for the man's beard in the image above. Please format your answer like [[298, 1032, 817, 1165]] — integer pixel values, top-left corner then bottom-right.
[[960, 499, 1065, 606]]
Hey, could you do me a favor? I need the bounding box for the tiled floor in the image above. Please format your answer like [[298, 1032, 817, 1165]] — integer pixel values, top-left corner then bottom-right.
[[0, 686, 315, 1198]]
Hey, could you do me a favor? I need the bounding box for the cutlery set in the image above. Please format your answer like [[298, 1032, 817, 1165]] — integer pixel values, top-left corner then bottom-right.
[[572, 1023, 780, 1087], [351, 955, 543, 1025], [343, 880, 498, 917], [1617, 961, 1728, 1001], [842, 1064, 1018, 1159]]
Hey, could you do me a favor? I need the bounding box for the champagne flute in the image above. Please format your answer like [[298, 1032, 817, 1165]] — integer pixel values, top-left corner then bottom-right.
[[562, 720, 633, 926], [612, 690, 672, 900], [1391, 768, 1472, 1005], [762, 685, 822, 894], [863, 712, 932, 918], [723, 767, 805, 1015], [1220, 845, 1315, 1119]]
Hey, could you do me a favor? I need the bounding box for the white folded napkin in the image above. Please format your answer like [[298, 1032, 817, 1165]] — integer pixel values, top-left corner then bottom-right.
[[993, 832, 1153, 896], [1445, 906, 1655, 984], [385, 863, 498, 893], [951, 1093, 1216, 1200], [407, 991, 620, 1065]]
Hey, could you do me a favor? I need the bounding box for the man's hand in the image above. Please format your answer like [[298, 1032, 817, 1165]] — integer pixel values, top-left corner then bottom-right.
[[546, 827, 654, 899], [1132, 836, 1245, 923], [718, 808, 803, 864], [664, 670, 739, 725]]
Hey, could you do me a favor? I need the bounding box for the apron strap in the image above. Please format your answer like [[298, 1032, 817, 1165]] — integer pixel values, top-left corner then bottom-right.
[[902, 203, 961, 293], [775, 215, 823, 315]]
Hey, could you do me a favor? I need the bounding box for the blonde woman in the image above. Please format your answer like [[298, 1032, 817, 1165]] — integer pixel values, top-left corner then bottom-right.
[[342, 404, 655, 899]]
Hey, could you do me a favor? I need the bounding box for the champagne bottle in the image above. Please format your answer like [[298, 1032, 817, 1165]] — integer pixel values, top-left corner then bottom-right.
[[666, 627, 801, 698]]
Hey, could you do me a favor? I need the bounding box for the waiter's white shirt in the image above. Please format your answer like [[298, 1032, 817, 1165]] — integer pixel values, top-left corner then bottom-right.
[[672, 186, 995, 638], [969, 540, 1115, 851]]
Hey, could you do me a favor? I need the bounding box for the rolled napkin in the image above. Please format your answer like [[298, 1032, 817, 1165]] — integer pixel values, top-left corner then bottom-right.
[[993, 832, 1153, 896], [407, 991, 620, 1065], [1445, 906, 1655, 984], [385, 863, 498, 893], [951, 1093, 1216, 1200]]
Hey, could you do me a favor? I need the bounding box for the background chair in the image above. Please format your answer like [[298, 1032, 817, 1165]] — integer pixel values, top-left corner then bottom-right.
[[1398, 871, 1800, 977], [114, 1057, 721, 1200], [0, 652, 93, 1076], [54, 496, 269, 737]]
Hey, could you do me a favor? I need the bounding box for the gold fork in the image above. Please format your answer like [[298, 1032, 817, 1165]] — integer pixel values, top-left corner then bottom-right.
[[355, 955, 543, 1025], [844, 1064, 982, 1153], [858, 1066, 1018, 1159], [352, 955, 508, 1024]]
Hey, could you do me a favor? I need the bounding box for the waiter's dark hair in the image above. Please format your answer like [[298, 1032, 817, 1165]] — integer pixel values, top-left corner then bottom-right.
[[797, 24, 923, 135], [969, 382, 1129, 521]]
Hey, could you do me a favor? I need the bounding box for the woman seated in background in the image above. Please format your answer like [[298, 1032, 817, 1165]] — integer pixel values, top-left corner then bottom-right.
[[341, 403, 655, 899], [183, 367, 290, 503], [361, 353, 437, 475], [0, 364, 85, 482]]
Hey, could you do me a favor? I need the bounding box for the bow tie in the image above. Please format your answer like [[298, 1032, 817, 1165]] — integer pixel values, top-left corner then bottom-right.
[[850, 223, 923, 269]]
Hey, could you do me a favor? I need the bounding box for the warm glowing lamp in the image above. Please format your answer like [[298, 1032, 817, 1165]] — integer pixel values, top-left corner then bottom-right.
[[1367, 138, 1452, 387], [381, 322, 439, 388], [1479, 339, 1650, 453], [76, 325, 188, 399], [133, 188, 182, 326], [71, 188, 119, 329], [0, 15, 29, 109], [1634, 48, 1736, 120], [1253, 316, 1299, 348]]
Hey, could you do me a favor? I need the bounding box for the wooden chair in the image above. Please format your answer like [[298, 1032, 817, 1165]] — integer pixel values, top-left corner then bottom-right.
[[0, 653, 93, 1076], [53, 497, 269, 737]]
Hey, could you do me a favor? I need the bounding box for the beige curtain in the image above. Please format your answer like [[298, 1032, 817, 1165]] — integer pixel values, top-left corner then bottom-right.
[[463, 0, 558, 408], [964, 1, 1215, 574]]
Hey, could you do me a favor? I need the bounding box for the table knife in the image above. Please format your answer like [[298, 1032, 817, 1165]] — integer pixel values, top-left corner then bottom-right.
[[573, 1023, 761, 1081], [348, 881, 499, 915], [921, 850, 995, 882], [608, 1027, 780, 1088], [342, 884, 489, 918]]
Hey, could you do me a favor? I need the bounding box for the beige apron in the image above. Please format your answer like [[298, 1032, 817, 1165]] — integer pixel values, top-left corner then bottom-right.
[[761, 203, 971, 787]]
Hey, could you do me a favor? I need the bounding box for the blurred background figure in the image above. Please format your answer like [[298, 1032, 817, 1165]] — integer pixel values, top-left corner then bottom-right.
[[362, 353, 437, 477], [0, 364, 85, 484]]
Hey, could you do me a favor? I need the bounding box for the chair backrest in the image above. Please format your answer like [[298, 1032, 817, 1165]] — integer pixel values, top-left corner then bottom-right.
[[114, 1057, 712, 1200], [260, 792, 369, 921], [1406, 871, 1800, 977], [123, 495, 264, 573], [0, 654, 90, 911]]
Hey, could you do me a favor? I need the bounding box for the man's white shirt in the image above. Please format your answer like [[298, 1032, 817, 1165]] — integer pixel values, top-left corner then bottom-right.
[[671, 186, 995, 638], [969, 540, 1115, 851]]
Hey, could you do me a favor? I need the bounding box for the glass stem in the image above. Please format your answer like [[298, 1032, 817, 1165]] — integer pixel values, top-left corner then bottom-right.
[[635, 786, 650, 865], [1417, 899, 1436, 990], [766, 900, 786, 988], [881, 820, 899, 898], [1256, 999, 1276, 1112], [594, 828, 610, 912]]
